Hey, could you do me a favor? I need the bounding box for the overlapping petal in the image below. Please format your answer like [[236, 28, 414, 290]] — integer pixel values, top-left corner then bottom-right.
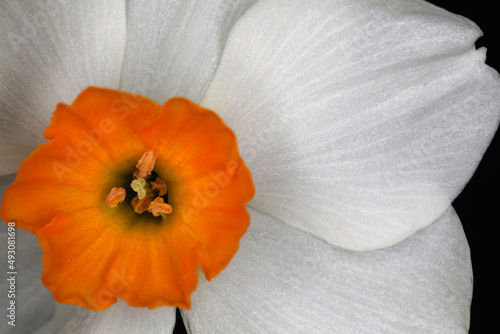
[[182, 207, 472, 333], [203, 0, 500, 250], [73, 300, 175, 334], [32, 301, 176, 334], [0, 0, 127, 175], [119, 0, 258, 103]]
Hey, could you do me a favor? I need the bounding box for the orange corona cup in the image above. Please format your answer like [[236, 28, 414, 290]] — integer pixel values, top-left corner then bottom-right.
[[0, 87, 255, 311]]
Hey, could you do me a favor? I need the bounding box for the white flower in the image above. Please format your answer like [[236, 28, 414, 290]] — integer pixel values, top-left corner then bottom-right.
[[1, 0, 498, 333]]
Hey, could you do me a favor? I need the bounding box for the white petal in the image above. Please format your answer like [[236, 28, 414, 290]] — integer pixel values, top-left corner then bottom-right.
[[76, 301, 176, 334], [1, 174, 55, 333], [202, 0, 500, 250], [0, 0, 126, 175], [119, 0, 258, 104], [0, 174, 16, 197], [32, 304, 82, 334], [182, 207, 472, 333], [33, 300, 176, 334]]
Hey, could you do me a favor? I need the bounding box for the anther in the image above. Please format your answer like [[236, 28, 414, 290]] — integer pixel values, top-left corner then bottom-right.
[[131, 194, 155, 214], [151, 177, 167, 196], [136, 149, 156, 178], [105, 187, 126, 207], [147, 197, 173, 217]]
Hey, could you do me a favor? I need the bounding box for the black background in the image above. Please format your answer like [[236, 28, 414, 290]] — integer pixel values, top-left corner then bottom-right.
[[175, 1, 499, 332], [428, 1, 499, 333]]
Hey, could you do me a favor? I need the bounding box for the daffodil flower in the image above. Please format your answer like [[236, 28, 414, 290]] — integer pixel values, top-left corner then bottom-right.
[[0, 0, 499, 333]]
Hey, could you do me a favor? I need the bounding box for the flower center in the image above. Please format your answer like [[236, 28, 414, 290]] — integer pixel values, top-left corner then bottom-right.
[[106, 149, 172, 217], [1, 87, 255, 311]]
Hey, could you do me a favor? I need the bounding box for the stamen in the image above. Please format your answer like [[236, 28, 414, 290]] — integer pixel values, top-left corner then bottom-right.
[[133, 170, 154, 181], [105, 187, 126, 207], [131, 177, 147, 200], [136, 149, 156, 178], [126, 155, 171, 216], [131, 194, 155, 214], [148, 197, 173, 217], [151, 177, 167, 196]]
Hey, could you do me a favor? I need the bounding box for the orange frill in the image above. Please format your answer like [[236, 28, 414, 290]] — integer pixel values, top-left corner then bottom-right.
[[0, 87, 254, 310]]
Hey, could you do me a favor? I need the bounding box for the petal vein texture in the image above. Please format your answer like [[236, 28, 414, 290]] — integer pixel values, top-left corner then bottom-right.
[[203, 0, 500, 249], [183, 207, 472, 333], [0, 0, 126, 175]]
